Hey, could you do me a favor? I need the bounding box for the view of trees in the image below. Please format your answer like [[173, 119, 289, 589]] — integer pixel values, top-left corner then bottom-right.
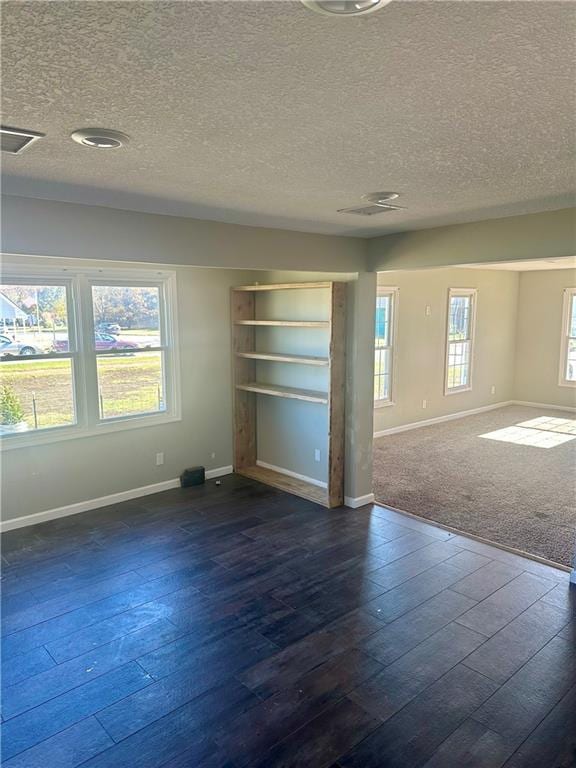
[[0, 284, 160, 331], [0, 285, 67, 327], [92, 286, 159, 330]]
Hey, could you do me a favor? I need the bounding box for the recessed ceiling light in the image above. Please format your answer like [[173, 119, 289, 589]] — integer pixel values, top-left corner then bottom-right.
[[300, 0, 392, 16], [71, 128, 130, 149]]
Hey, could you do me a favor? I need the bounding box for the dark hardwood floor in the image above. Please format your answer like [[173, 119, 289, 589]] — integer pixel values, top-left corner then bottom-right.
[[1, 474, 575, 768]]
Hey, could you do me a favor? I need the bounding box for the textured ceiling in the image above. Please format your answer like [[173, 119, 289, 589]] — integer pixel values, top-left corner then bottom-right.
[[2, 0, 575, 237]]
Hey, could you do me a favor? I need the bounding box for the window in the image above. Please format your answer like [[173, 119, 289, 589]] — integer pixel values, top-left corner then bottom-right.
[[559, 287, 576, 387], [374, 287, 398, 405], [0, 282, 77, 431], [0, 268, 180, 447], [445, 288, 476, 394], [92, 284, 165, 419]]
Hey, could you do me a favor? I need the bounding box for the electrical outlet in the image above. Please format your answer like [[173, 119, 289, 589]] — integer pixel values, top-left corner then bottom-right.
[[314, 449, 321, 462], [422, 399, 427, 409], [210, 452, 216, 460], [155, 452, 164, 466], [491, 385, 496, 395], [425, 305, 431, 317]]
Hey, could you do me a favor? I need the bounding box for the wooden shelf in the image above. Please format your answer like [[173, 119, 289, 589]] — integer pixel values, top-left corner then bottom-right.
[[235, 320, 329, 328], [233, 282, 331, 292], [237, 465, 329, 506], [231, 280, 345, 508], [236, 351, 329, 366], [236, 382, 328, 404]]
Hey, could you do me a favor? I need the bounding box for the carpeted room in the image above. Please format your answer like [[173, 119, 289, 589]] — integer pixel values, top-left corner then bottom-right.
[[373, 405, 576, 566], [373, 261, 576, 567]]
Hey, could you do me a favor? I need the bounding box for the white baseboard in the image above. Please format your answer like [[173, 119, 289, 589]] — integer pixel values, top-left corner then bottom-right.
[[511, 400, 576, 413], [374, 401, 514, 438], [345, 493, 375, 509], [255, 460, 327, 489], [255, 461, 372, 510], [205, 465, 234, 480], [0, 465, 234, 532]]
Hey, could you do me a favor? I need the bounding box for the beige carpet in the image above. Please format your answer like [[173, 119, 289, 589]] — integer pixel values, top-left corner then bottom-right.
[[373, 405, 576, 566]]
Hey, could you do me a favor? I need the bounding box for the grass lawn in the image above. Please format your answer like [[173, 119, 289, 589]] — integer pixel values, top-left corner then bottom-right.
[[97, 353, 164, 418], [0, 352, 164, 429]]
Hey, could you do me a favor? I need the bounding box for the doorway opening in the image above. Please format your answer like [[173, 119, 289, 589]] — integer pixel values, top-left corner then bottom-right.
[[371, 258, 576, 567]]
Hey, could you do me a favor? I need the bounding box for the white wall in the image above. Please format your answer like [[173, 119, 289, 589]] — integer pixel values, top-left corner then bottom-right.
[[2, 196, 366, 273], [254, 286, 333, 483], [373, 266, 576, 436], [253, 271, 377, 502], [0, 255, 257, 523], [3, 195, 572, 526], [514, 268, 576, 409], [0, 255, 376, 526], [373, 267, 519, 434], [368, 208, 576, 272], [1, 265, 377, 524], [0, 196, 377, 526]]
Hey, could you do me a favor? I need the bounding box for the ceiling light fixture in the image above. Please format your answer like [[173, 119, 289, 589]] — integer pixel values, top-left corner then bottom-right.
[[71, 128, 130, 149], [301, 0, 393, 16]]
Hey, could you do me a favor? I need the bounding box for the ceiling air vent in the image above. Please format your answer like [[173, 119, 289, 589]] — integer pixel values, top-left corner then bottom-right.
[[337, 203, 403, 216], [1, 126, 44, 155]]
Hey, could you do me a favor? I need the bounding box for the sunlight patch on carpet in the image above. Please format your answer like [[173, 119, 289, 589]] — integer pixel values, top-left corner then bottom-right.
[[480, 423, 576, 448], [517, 416, 576, 434]]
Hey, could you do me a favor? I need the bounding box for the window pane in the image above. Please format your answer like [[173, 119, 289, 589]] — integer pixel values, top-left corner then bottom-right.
[[374, 292, 395, 402], [374, 347, 391, 400], [447, 340, 470, 388], [0, 358, 75, 432], [375, 295, 390, 347], [0, 284, 70, 355], [96, 351, 165, 419], [566, 338, 576, 382], [570, 295, 576, 339], [91, 286, 161, 350], [449, 296, 471, 341]]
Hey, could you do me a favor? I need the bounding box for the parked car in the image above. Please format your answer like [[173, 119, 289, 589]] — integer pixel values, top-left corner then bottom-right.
[[53, 333, 139, 352], [94, 332, 138, 351], [0, 334, 40, 356], [96, 322, 121, 334]]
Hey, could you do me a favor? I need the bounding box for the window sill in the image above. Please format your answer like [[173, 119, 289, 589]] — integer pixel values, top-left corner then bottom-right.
[[444, 386, 472, 396], [0, 412, 182, 451], [558, 380, 576, 388], [374, 399, 395, 409]]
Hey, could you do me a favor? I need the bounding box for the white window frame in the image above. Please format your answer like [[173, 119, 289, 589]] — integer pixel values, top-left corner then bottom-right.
[[559, 287, 576, 388], [374, 286, 399, 407], [444, 287, 477, 396], [0, 263, 181, 450]]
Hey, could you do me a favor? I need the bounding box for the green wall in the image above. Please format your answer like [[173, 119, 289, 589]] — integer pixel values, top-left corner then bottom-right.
[[369, 208, 576, 272]]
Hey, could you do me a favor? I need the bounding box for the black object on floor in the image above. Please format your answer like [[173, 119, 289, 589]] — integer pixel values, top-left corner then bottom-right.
[[180, 465, 205, 487]]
